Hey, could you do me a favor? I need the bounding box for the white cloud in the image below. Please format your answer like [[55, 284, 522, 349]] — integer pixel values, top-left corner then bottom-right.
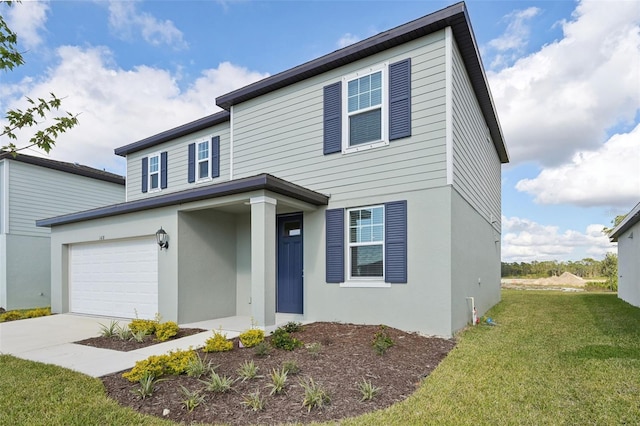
[[4, 0, 49, 49], [515, 123, 640, 207], [1, 46, 268, 175], [488, 0, 640, 167], [108, 1, 187, 49], [337, 33, 360, 48], [487, 7, 540, 69], [502, 216, 615, 262]]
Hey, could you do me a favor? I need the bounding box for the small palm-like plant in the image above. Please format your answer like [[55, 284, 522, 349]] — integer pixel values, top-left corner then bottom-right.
[[267, 367, 288, 395], [242, 389, 265, 411], [357, 378, 380, 401], [131, 373, 164, 400], [199, 370, 235, 393], [179, 385, 205, 412], [237, 360, 262, 382], [299, 377, 330, 412], [98, 320, 120, 338]]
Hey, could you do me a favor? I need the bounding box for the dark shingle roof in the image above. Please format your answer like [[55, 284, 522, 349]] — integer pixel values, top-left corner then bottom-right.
[[113, 2, 508, 163], [0, 152, 124, 185], [609, 202, 640, 242], [114, 111, 230, 157], [215, 1, 508, 163], [37, 173, 328, 227]]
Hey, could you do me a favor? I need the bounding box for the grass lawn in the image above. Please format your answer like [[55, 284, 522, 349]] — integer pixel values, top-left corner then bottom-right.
[[2, 290, 640, 425]]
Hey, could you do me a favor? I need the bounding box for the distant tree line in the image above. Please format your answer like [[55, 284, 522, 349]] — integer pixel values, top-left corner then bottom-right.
[[502, 255, 617, 279]]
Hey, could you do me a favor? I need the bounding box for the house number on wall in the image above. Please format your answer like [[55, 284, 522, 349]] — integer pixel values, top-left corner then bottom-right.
[[99, 235, 105, 240]]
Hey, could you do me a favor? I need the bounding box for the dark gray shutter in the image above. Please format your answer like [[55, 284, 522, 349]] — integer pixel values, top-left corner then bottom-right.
[[385, 200, 407, 283], [187, 143, 195, 183], [141, 157, 148, 193], [160, 151, 168, 189], [323, 82, 342, 155], [326, 208, 345, 283], [389, 58, 411, 141], [212, 136, 220, 178]]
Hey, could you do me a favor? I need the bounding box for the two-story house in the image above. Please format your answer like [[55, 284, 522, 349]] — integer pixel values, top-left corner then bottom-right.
[[38, 2, 508, 337], [0, 152, 124, 311]]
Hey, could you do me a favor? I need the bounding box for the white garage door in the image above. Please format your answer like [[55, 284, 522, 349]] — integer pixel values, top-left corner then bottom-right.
[[70, 237, 158, 319]]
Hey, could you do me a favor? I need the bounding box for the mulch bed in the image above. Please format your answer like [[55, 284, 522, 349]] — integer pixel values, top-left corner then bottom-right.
[[99, 322, 456, 425], [76, 328, 206, 352]]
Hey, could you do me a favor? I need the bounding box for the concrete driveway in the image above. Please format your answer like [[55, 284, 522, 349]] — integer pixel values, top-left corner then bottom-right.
[[0, 314, 223, 377]]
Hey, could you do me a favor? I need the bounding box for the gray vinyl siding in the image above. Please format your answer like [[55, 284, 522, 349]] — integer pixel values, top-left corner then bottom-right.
[[232, 31, 447, 202], [7, 161, 124, 237], [126, 122, 230, 201], [451, 39, 501, 229]]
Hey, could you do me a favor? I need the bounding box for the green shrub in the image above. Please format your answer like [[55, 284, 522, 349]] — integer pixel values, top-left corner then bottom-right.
[[203, 330, 233, 352], [0, 311, 23, 322], [98, 320, 120, 337], [270, 327, 303, 351], [282, 360, 300, 375], [23, 307, 51, 318], [372, 325, 394, 355], [253, 341, 270, 357], [239, 328, 265, 348], [128, 318, 158, 335], [122, 349, 196, 382], [281, 321, 303, 333], [155, 321, 179, 341]]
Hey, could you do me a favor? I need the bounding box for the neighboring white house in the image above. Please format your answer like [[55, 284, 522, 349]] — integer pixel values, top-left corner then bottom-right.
[[0, 152, 125, 310], [38, 2, 509, 337], [609, 202, 640, 307]]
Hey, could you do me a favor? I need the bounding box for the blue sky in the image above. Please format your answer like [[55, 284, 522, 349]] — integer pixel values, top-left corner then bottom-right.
[[1, 0, 639, 262]]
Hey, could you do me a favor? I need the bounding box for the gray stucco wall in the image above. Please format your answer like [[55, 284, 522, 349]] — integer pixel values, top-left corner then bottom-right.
[[49, 206, 178, 319], [618, 221, 640, 307], [303, 187, 454, 337], [4, 234, 51, 310], [235, 213, 251, 316], [450, 189, 501, 332], [177, 210, 238, 323]]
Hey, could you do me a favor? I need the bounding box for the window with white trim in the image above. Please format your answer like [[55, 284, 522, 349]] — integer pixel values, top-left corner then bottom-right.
[[148, 154, 160, 191], [342, 62, 388, 153], [348, 205, 384, 279], [197, 140, 210, 180]]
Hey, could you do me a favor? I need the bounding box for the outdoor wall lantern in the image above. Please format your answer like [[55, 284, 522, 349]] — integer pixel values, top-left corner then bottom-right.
[[156, 227, 169, 250]]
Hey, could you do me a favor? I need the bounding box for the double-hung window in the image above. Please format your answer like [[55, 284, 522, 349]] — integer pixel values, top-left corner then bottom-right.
[[148, 154, 160, 191], [342, 63, 388, 153], [197, 140, 210, 180], [348, 205, 384, 279]]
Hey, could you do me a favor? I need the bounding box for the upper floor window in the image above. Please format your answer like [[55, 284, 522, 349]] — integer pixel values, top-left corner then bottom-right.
[[141, 151, 167, 193], [148, 154, 160, 191], [324, 58, 411, 157], [197, 140, 210, 180], [342, 63, 388, 153], [188, 136, 220, 184]]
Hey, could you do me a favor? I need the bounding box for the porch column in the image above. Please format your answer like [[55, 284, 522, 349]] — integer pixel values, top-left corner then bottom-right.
[[250, 196, 277, 328]]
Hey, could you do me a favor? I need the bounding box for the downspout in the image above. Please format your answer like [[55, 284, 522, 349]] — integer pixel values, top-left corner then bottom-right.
[[466, 296, 477, 325], [445, 26, 453, 186], [229, 105, 234, 181]]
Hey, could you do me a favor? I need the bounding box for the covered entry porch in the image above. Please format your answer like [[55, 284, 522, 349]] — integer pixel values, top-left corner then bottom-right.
[[41, 174, 328, 329]]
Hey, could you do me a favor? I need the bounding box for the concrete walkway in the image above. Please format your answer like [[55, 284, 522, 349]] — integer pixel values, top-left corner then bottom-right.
[[0, 313, 303, 378], [0, 314, 247, 377]]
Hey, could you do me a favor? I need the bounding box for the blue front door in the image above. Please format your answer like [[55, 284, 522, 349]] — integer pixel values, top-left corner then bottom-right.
[[277, 213, 303, 314]]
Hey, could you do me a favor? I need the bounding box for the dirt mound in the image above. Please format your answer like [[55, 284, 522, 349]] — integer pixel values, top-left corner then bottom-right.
[[536, 272, 586, 286]]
